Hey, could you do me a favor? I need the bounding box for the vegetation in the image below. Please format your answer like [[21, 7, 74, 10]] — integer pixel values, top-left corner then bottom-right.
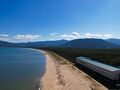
[[38, 47, 120, 68], [46, 50, 68, 65]]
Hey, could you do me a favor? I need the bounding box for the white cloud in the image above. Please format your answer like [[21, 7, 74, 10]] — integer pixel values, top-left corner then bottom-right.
[[60, 32, 113, 40], [0, 34, 9, 37], [61, 32, 81, 40], [0, 38, 9, 41], [61, 34, 76, 40], [84, 33, 102, 38], [84, 33, 113, 39], [0, 34, 9, 41], [14, 34, 41, 40], [50, 32, 58, 36], [104, 34, 113, 38], [72, 32, 80, 36]]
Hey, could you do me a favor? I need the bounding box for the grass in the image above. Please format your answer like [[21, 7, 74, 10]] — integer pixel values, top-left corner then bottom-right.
[[46, 50, 68, 65]]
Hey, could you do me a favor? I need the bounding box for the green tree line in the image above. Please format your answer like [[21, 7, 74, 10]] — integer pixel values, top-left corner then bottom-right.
[[38, 47, 120, 68]]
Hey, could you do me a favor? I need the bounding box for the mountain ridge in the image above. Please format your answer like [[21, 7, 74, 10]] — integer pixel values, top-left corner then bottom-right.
[[63, 38, 120, 49], [0, 38, 120, 48], [106, 38, 120, 45]]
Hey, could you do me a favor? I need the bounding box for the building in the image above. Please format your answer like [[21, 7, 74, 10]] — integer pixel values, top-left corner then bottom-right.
[[76, 57, 120, 80]]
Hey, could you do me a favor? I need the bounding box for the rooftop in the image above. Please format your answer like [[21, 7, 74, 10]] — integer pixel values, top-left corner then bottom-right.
[[77, 57, 120, 72]]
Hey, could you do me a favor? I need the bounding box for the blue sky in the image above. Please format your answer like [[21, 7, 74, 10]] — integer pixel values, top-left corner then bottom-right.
[[0, 0, 120, 42]]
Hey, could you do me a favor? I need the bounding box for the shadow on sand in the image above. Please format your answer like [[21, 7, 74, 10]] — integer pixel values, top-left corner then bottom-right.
[[75, 63, 120, 90]]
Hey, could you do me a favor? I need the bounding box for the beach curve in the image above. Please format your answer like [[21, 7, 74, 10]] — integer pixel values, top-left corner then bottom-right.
[[40, 50, 108, 90]]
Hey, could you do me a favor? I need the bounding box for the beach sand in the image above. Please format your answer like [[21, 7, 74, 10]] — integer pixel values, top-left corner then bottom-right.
[[40, 50, 108, 90]]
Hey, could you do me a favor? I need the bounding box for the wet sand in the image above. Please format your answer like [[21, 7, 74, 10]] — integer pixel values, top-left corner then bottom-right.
[[40, 50, 108, 90]]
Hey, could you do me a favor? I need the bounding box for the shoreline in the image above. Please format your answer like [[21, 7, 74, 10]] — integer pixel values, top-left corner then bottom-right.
[[40, 50, 108, 90]]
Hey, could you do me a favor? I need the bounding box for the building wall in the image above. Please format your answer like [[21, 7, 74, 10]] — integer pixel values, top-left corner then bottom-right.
[[76, 58, 120, 80]]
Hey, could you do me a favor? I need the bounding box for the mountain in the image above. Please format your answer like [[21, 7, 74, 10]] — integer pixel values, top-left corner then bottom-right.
[[33, 40, 68, 47], [0, 39, 120, 49], [63, 38, 120, 49], [0, 40, 68, 47], [106, 38, 120, 45], [0, 40, 14, 47]]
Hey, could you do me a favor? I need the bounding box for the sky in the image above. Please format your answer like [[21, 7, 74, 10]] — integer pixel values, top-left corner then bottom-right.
[[0, 0, 120, 42]]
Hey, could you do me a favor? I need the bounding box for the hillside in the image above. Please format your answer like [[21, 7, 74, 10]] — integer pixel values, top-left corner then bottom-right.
[[106, 38, 120, 45], [63, 38, 120, 49], [0, 40, 68, 47], [40, 47, 120, 68], [0, 40, 14, 47], [0, 39, 120, 49]]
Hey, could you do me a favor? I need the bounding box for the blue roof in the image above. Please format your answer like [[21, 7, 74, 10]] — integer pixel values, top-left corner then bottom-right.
[[77, 57, 120, 71]]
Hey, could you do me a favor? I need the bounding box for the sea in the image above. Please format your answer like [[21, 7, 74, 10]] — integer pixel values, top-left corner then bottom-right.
[[0, 47, 45, 90]]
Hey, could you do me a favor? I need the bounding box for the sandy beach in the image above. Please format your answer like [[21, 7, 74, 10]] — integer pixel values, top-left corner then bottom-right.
[[40, 50, 108, 90]]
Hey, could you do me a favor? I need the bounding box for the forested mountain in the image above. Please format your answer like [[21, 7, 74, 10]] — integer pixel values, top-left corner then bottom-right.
[[0, 40, 68, 47], [63, 38, 120, 49], [16, 40, 68, 47], [0, 40, 14, 47], [0, 39, 120, 48], [106, 38, 120, 45]]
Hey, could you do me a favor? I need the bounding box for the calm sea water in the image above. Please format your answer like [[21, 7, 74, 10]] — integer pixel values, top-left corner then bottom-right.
[[0, 47, 45, 90]]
